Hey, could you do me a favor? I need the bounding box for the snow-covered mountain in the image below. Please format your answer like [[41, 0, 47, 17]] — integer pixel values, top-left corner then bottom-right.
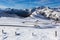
[[30, 7, 60, 21], [0, 6, 60, 28], [0, 6, 60, 21], [0, 6, 60, 40]]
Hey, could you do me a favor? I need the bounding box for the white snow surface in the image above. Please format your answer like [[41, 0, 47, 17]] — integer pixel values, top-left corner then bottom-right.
[[0, 16, 59, 40], [0, 7, 60, 40]]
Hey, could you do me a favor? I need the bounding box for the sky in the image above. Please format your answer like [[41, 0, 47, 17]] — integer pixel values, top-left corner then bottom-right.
[[0, 0, 60, 9]]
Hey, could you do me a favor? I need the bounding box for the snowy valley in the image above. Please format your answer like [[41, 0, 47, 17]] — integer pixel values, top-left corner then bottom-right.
[[0, 6, 60, 40]]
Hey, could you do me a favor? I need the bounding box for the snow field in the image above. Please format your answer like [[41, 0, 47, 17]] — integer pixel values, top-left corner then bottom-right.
[[0, 26, 59, 40]]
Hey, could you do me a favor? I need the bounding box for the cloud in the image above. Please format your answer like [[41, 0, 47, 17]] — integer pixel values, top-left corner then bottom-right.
[[40, 0, 48, 3], [0, 0, 60, 9], [0, 5, 8, 8]]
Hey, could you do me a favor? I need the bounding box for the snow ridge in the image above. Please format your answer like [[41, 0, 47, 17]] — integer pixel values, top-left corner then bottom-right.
[[0, 6, 60, 21]]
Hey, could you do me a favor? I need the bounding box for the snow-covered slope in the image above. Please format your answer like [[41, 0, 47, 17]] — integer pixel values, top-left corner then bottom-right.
[[0, 7, 60, 40], [31, 7, 60, 21], [0, 26, 59, 40], [0, 7, 60, 28]]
